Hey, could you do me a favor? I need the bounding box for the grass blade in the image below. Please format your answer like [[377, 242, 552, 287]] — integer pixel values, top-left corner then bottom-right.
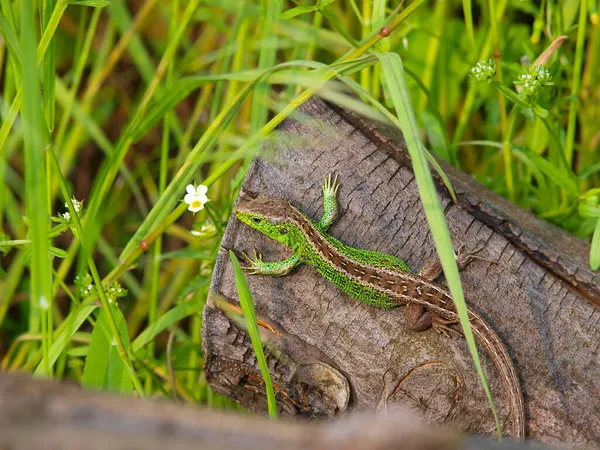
[[591, 218, 600, 270], [82, 303, 133, 394], [34, 305, 98, 376], [20, 0, 53, 373], [229, 250, 278, 420], [376, 52, 502, 439], [132, 299, 204, 353]]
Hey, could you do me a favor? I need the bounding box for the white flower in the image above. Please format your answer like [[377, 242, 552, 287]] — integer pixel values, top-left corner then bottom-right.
[[184, 184, 209, 213], [62, 211, 71, 221], [65, 197, 83, 213], [470, 60, 496, 83], [514, 65, 553, 97]]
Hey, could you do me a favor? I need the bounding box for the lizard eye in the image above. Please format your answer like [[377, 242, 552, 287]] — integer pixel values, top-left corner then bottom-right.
[[279, 227, 288, 234], [251, 217, 262, 224]]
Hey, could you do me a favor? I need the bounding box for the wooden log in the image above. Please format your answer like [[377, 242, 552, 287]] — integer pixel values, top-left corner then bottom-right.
[[204, 98, 600, 444], [0, 373, 555, 450]]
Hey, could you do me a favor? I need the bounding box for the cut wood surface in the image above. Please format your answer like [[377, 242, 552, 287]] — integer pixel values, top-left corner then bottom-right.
[[204, 98, 600, 444], [0, 373, 559, 450]]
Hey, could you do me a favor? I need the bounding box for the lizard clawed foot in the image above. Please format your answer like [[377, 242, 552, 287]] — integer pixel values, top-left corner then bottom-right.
[[323, 173, 341, 197], [432, 316, 461, 338], [455, 243, 497, 269], [240, 249, 265, 274]]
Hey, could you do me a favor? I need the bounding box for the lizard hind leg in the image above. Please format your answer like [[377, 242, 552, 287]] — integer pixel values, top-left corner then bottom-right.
[[418, 244, 495, 282], [405, 304, 433, 331], [431, 315, 461, 338]]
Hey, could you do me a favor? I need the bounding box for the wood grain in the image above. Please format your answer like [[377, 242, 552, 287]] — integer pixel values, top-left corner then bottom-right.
[[204, 98, 600, 444]]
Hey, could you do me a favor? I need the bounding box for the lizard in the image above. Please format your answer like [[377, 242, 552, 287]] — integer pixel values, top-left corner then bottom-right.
[[233, 174, 526, 439]]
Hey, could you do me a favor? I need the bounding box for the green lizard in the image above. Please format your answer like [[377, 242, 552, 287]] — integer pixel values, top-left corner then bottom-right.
[[233, 174, 526, 438]]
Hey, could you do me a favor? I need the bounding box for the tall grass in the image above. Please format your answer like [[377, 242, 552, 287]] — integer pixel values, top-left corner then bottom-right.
[[0, 0, 597, 435]]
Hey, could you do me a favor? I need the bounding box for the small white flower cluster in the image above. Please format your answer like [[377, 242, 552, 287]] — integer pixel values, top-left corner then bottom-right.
[[59, 197, 84, 223], [184, 184, 209, 213], [75, 274, 127, 302], [533, 65, 552, 84], [470, 60, 496, 83], [106, 281, 127, 303], [76, 274, 97, 298], [514, 65, 553, 96], [67, 197, 83, 213]]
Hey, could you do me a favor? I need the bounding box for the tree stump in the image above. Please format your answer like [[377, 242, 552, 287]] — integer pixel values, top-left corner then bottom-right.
[[3, 373, 557, 450], [203, 98, 600, 444]]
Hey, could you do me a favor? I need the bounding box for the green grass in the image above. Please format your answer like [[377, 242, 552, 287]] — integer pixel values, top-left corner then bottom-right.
[[229, 251, 278, 420], [0, 0, 598, 437]]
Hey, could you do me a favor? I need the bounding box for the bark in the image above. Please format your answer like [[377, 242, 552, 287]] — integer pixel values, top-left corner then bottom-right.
[[0, 373, 557, 450], [204, 98, 600, 444]]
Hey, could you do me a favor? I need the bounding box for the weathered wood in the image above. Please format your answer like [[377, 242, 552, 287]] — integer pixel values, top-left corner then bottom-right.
[[203, 98, 600, 444], [0, 374, 556, 450]]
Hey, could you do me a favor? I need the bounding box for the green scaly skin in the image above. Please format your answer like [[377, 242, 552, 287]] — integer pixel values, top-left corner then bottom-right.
[[238, 175, 412, 308]]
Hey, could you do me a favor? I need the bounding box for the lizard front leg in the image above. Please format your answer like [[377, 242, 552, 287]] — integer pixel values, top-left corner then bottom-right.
[[241, 250, 302, 276], [317, 174, 340, 231], [241, 174, 340, 277]]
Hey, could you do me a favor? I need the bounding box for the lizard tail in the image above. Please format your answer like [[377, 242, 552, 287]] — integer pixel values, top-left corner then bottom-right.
[[469, 311, 527, 439]]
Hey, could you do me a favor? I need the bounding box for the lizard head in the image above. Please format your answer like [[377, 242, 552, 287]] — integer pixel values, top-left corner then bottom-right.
[[234, 197, 297, 246]]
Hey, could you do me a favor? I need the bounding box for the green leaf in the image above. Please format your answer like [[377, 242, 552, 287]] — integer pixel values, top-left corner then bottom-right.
[[0, 12, 23, 65], [229, 251, 278, 420], [578, 161, 600, 181], [590, 218, 600, 270], [421, 109, 450, 162], [159, 248, 215, 261], [280, 5, 316, 21], [49, 246, 69, 258], [532, 105, 549, 118], [178, 276, 210, 299], [132, 299, 204, 353], [82, 304, 133, 394], [518, 146, 578, 196], [67, 346, 90, 357], [21, 0, 53, 368], [68, 0, 110, 6], [578, 203, 600, 218], [34, 305, 98, 376]]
